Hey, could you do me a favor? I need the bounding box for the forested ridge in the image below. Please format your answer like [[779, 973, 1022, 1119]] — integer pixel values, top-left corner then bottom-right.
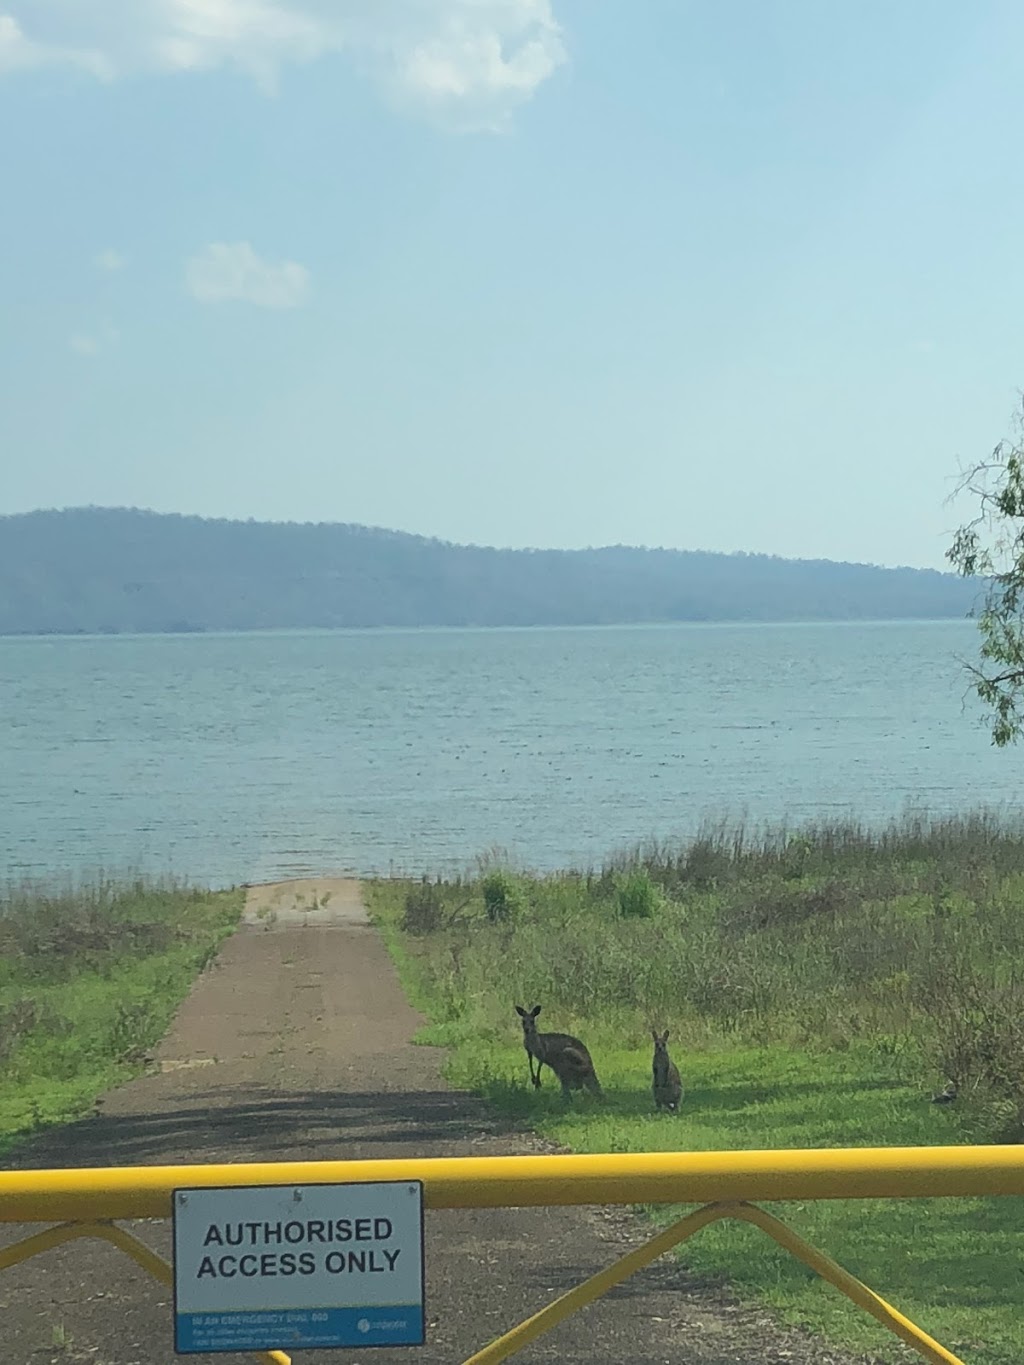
[[0, 506, 980, 634]]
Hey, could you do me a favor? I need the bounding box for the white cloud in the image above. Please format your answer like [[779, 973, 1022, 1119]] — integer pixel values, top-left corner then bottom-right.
[[95, 248, 126, 272], [69, 324, 119, 357], [0, 12, 38, 70], [0, 12, 107, 76], [339, 1, 567, 131], [185, 241, 310, 308], [69, 333, 100, 357], [0, 2, 566, 126], [393, 9, 570, 128]]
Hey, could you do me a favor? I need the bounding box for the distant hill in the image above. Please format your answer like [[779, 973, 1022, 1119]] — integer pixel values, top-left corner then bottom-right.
[[0, 506, 981, 636]]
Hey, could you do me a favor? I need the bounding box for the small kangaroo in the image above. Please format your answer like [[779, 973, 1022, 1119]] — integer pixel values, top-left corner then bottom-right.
[[515, 1005, 602, 1099], [652, 1029, 683, 1112]]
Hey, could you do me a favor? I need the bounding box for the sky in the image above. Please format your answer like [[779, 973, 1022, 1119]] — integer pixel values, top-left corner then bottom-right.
[[2, 2, 1024, 570]]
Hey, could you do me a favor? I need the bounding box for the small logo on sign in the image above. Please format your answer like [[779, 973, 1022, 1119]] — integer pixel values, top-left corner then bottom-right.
[[358, 1319, 371, 1334]]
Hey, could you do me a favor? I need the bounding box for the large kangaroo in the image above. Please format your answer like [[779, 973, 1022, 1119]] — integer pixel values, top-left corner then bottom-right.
[[515, 1005, 602, 1099], [652, 1029, 683, 1111]]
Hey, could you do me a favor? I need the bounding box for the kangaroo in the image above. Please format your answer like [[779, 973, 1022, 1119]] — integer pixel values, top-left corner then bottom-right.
[[515, 1005, 602, 1099], [652, 1029, 683, 1112]]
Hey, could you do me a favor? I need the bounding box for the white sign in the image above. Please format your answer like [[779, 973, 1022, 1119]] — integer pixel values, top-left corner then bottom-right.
[[172, 1181, 424, 1354]]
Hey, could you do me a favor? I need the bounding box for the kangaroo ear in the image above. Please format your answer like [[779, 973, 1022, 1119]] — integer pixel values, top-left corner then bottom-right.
[[531, 1005, 541, 1017], [651, 1029, 659, 1042], [662, 1030, 670, 1042], [515, 1005, 527, 1018]]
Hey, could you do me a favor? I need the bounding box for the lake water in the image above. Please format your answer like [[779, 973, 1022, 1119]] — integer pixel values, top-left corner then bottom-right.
[[2, 621, 1021, 888]]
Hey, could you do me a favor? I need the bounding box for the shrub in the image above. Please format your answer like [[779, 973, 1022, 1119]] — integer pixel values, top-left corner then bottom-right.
[[481, 871, 520, 924], [616, 870, 661, 919], [918, 963, 1024, 1140], [401, 878, 444, 936]]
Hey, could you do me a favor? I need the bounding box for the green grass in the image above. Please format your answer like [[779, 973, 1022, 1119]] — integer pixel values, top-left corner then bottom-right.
[[368, 813, 1024, 1365], [442, 1040, 1020, 1363], [0, 878, 243, 1153]]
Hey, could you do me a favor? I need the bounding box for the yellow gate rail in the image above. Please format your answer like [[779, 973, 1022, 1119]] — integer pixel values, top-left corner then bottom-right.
[[3, 1144, 1024, 1220], [3, 1146, 1021, 1363]]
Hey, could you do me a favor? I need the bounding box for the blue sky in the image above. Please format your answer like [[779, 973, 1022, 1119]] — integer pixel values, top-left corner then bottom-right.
[[2, 1, 1023, 570]]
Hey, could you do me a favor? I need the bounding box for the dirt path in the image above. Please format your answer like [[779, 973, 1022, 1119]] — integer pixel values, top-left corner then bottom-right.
[[0, 880, 871, 1364]]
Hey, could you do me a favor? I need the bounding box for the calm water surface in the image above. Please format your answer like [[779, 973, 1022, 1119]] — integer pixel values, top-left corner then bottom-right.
[[2, 622, 1020, 887]]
